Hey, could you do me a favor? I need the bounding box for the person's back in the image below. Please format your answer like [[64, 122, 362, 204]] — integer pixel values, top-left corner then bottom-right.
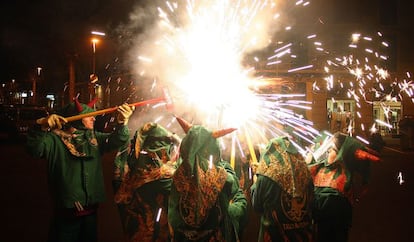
[[168, 117, 247, 242], [308, 132, 380, 242], [113, 122, 181, 242], [251, 136, 314, 242]]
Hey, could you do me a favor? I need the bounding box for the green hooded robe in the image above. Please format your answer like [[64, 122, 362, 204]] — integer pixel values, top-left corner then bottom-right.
[[308, 132, 376, 242], [251, 137, 314, 242], [113, 122, 181, 242], [26, 101, 130, 241], [168, 125, 247, 242]]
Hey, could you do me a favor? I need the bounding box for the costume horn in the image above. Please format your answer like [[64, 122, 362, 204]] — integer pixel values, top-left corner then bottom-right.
[[354, 149, 380, 162], [87, 97, 98, 108], [175, 116, 192, 134], [75, 98, 83, 113], [212, 128, 237, 138]]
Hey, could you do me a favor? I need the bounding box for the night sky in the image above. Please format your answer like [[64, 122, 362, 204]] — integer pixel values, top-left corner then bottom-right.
[[1, 0, 413, 93], [0, 0, 136, 89]]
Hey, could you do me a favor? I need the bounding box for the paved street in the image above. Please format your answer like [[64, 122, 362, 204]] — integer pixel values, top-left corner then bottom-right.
[[1, 137, 413, 242]]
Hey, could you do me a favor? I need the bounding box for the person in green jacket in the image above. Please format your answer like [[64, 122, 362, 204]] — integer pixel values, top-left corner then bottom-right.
[[26, 98, 134, 242], [112, 122, 182, 242], [250, 136, 315, 242], [307, 132, 380, 242], [168, 116, 248, 242]]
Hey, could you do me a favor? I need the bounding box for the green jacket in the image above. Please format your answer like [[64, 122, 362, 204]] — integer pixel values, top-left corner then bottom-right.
[[113, 123, 182, 242], [168, 125, 248, 242], [26, 124, 130, 209], [251, 137, 314, 242]]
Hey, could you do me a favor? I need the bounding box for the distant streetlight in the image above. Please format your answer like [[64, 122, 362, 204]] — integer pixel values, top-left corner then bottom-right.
[[32, 67, 42, 104], [90, 31, 105, 103], [90, 30, 106, 75]]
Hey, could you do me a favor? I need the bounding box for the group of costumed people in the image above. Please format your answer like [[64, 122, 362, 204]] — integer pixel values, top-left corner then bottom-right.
[[26, 97, 381, 242], [113, 117, 248, 242], [111, 117, 381, 242]]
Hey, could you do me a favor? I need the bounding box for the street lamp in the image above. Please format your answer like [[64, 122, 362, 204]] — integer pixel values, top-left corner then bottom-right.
[[89, 38, 100, 102], [90, 30, 105, 75], [90, 31, 105, 103], [32, 67, 42, 104]]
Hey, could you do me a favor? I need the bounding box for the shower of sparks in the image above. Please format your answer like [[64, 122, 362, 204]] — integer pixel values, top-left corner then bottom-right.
[[127, 0, 318, 159], [89, 0, 414, 171]]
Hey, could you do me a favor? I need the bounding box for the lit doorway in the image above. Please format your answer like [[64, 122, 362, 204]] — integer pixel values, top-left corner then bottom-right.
[[373, 101, 402, 136], [327, 99, 355, 133]]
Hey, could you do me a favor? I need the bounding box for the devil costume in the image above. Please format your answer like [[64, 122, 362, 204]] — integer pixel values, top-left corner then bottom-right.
[[168, 117, 248, 242], [307, 132, 380, 242], [251, 137, 314, 242], [113, 122, 181, 242], [26, 99, 130, 242]]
